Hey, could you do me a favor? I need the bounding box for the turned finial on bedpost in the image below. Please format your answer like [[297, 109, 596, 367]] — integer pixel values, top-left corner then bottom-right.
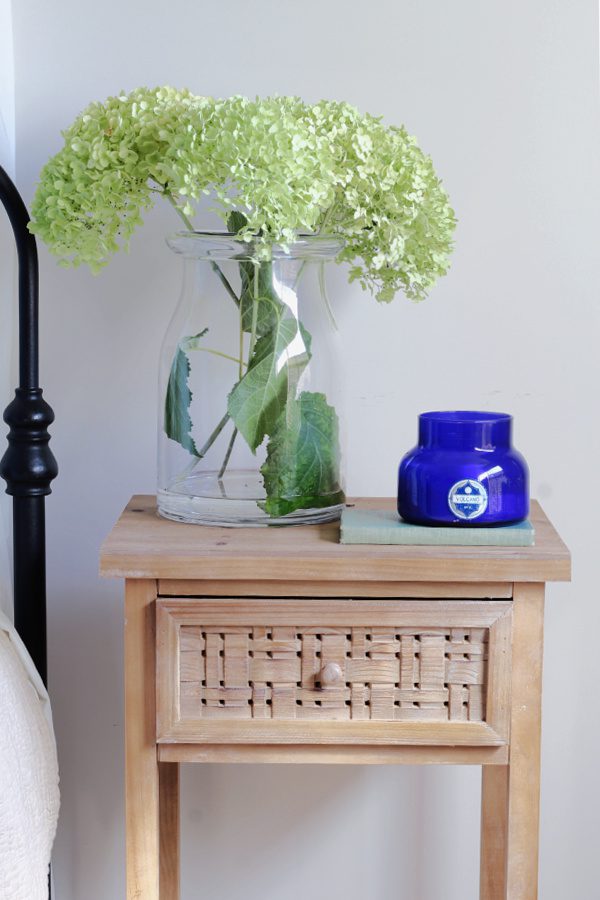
[[0, 164, 58, 686]]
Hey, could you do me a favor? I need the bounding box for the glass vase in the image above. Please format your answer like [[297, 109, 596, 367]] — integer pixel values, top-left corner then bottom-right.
[[157, 232, 345, 526]]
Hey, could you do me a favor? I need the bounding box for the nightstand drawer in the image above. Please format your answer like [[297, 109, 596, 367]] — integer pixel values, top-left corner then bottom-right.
[[156, 598, 512, 746]]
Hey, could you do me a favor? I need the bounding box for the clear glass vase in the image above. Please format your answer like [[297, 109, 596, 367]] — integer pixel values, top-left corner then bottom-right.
[[157, 232, 345, 526]]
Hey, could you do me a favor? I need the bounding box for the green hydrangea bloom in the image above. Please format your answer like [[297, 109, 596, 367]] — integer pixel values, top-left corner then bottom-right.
[[29, 87, 456, 300]]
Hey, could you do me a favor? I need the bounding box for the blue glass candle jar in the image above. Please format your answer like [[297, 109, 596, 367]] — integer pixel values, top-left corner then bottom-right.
[[397, 411, 529, 526]]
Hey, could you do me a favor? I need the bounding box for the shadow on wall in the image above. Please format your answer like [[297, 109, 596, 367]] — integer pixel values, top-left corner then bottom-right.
[[180, 762, 429, 900], [46, 578, 125, 896]]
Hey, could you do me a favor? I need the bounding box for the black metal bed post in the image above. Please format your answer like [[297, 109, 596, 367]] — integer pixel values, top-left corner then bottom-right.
[[0, 164, 57, 687]]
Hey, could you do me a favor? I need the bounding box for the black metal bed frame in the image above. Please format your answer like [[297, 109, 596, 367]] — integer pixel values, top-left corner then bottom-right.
[[0, 163, 57, 686]]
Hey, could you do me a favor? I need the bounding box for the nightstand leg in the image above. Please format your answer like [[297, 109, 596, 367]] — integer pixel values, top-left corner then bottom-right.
[[505, 584, 544, 899], [159, 762, 180, 899], [480, 765, 508, 898], [480, 584, 544, 900], [125, 579, 160, 899]]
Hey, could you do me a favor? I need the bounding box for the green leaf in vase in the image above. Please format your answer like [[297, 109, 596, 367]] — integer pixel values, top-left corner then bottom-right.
[[238, 259, 283, 336], [227, 305, 304, 451], [259, 391, 345, 517], [164, 345, 200, 457], [227, 211, 285, 336]]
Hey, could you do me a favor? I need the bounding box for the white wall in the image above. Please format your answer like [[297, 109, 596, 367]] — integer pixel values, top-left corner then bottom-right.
[[0, 0, 15, 618], [9, 1, 599, 897], [0, 0, 14, 172]]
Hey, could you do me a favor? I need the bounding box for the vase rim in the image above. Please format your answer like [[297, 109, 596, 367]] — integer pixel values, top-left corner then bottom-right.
[[166, 231, 345, 260]]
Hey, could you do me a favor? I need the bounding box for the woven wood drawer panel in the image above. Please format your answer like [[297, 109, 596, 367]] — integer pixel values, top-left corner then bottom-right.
[[157, 599, 512, 745], [178, 626, 487, 721]]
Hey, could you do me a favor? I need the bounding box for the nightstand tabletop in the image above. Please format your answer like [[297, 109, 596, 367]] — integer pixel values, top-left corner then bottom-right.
[[100, 496, 570, 584]]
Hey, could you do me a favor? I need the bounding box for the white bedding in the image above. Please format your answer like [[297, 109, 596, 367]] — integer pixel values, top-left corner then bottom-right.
[[0, 612, 59, 900]]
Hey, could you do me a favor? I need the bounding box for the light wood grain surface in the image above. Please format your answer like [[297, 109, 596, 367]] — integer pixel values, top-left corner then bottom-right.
[[158, 762, 179, 900], [156, 598, 511, 747], [480, 765, 509, 898], [158, 579, 514, 598], [100, 497, 570, 583], [159, 718, 505, 746], [125, 580, 160, 900], [158, 743, 510, 766], [505, 583, 545, 898]]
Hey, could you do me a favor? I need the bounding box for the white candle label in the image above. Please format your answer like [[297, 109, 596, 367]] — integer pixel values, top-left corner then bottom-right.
[[448, 479, 488, 520]]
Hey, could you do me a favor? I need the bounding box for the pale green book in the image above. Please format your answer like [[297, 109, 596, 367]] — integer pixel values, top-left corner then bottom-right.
[[340, 508, 535, 546]]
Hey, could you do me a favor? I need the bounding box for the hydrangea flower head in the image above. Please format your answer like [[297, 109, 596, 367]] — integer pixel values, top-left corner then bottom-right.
[[30, 87, 456, 300]]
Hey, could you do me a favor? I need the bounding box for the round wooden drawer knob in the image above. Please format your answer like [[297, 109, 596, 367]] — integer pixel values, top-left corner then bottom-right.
[[320, 662, 343, 687]]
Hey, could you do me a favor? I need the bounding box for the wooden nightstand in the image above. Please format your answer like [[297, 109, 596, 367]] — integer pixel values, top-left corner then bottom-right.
[[100, 497, 570, 900]]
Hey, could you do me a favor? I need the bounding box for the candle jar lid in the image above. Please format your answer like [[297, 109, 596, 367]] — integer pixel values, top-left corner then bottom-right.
[[398, 410, 529, 526]]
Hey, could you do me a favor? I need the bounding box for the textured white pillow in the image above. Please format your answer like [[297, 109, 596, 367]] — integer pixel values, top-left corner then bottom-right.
[[0, 624, 59, 900]]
